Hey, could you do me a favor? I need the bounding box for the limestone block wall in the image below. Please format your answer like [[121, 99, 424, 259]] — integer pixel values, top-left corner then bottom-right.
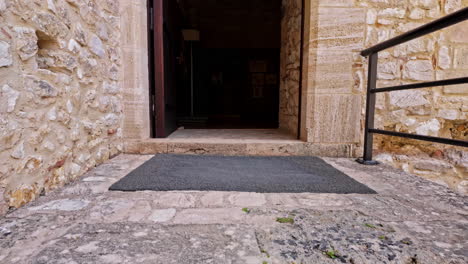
[[301, 0, 467, 193], [360, 0, 468, 193], [301, 0, 364, 149], [0, 0, 123, 214], [120, 0, 150, 140]]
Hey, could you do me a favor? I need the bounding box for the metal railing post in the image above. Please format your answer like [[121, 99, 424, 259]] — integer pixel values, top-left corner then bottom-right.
[[357, 52, 379, 165], [356, 8, 468, 165]]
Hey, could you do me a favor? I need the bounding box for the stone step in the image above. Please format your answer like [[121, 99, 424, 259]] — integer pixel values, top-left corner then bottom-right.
[[124, 139, 356, 157]]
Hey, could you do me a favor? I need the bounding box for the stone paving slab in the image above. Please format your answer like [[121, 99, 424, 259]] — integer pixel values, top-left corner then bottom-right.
[[0, 154, 467, 264]]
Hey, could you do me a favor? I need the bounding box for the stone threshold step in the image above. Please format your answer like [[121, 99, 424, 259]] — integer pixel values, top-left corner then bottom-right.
[[124, 139, 357, 157]]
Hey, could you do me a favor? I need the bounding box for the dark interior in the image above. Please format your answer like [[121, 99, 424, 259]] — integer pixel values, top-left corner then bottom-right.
[[149, 0, 282, 136]]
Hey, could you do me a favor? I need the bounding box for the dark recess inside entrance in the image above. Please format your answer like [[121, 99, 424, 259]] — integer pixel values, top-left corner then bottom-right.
[[149, 0, 282, 136]]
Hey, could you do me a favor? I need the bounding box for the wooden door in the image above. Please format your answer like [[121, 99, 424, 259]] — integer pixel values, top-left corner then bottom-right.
[[151, 0, 181, 137]]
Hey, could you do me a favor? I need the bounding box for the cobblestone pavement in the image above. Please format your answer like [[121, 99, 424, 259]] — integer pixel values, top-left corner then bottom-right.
[[0, 155, 466, 264]]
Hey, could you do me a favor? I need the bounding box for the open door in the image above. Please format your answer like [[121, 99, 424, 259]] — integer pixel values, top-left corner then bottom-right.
[[150, 0, 182, 138]]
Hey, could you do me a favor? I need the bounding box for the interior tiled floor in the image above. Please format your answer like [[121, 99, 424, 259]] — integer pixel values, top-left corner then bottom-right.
[[167, 128, 297, 141]]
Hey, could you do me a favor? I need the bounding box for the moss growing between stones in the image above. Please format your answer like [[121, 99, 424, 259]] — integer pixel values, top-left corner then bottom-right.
[[276, 217, 294, 224]]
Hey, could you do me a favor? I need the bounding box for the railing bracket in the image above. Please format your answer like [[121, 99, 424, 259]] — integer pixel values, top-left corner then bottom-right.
[[356, 158, 379, 166]]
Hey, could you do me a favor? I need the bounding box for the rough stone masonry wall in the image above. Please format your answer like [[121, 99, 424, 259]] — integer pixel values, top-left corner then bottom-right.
[[279, 0, 301, 138], [0, 0, 123, 215], [356, 0, 468, 193]]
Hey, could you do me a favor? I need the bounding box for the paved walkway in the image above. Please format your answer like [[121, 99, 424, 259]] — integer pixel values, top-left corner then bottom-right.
[[0, 155, 466, 264]]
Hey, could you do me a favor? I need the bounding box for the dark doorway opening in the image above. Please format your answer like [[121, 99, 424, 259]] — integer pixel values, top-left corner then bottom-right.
[[149, 0, 282, 137]]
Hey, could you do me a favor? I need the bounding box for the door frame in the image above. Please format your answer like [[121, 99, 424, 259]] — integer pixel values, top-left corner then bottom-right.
[[149, 0, 166, 138], [147, 0, 305, 138]]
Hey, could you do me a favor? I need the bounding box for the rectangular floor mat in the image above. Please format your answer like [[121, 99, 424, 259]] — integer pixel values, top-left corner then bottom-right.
[[109, 154, 376, 194]]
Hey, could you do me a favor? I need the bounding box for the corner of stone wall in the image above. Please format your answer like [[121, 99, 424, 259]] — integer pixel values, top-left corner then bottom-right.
[[0, 0, 123, 213], [120, 0, 151, 140], [300, 0, 364, 149]]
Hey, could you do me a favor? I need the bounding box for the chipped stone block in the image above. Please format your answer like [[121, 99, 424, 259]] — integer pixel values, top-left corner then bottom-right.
[[0, 41, 13, 67], [444, 0, 462, 14], [24, 75, 58, 98], [378, 8, 406, 19], [14, 27, 38, 61], [403, 60, 434, 81], [389, 90, 429, 108], [437, 109, 459, 120], [0, 84, 19, 113], [375, 153, 394, 165], [415, 119, 441, 136], [413, 159, 453, 172], [378, 61, 399, 80], [89, 34, 105, 58], [437, 46, 451, 70], [32, 12, 68, 39]]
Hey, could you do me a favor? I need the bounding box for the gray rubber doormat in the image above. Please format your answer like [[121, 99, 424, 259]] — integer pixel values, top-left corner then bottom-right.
[[109, 154, 376, 194]]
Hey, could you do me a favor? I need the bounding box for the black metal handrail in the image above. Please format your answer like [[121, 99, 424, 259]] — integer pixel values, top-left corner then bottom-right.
[[358, 7, 468, 165]]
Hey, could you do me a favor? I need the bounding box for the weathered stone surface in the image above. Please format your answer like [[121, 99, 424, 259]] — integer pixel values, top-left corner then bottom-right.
[[313, 49, 354, 93], [444, 0, 462, 14], [437, 109, 459, 120], [409, 8, 426, 19], [413, 0, 439, 9], [279, 0, 301, 137], [377, 61, 399, 80], [148, 208, 176, 223], [0, 0, 122, 210], [10, 141, 25, 159], [89, 34, 105, 58], [438, 46, 451, 69], [413, 159, 453, 172], [0, 41, 13, 67], [312, 94, 361, 143], [389, 90, 429, 108], [1, 155, 467, 263], [403, 60, 434, 81], [14, 27, 38, 61], [29, 199, 90, 211], [32, 12, 68, 39], [1, 85, 19, 113], [314, 7, 365, 49], [24, 76, 58, 98], [453, 47, 468, 69], [0, 0, 6, 13], [415, 119, 441, 136], [228, 193, 266, 207]]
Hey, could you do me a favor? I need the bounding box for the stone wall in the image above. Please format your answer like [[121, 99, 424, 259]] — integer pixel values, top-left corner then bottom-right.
[[0, 0, 123, 215], [353, 0, 468, 193], [301, 0, 364, 149], [120, 0, 150, 140], [300, 0, 466, 193], [279, 0, 301, 137]]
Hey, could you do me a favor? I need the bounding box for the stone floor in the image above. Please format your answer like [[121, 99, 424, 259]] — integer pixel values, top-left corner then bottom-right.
[[167, 129, 298, 142], [0, 154, 467, 264]]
